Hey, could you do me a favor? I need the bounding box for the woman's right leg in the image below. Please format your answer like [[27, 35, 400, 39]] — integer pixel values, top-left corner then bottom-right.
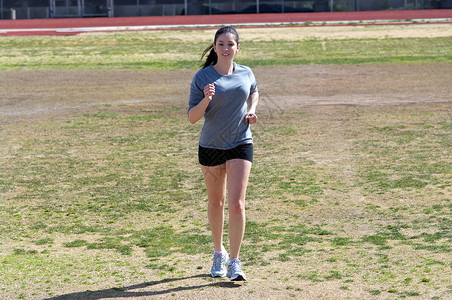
[[201, 163, 227, 252]]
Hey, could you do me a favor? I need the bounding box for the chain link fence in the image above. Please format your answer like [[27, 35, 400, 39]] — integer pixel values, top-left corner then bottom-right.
[[1, 0, 451, 20]]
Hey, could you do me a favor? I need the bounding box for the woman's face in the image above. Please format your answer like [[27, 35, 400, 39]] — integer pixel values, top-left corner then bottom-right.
[[213, 33, 240, 62]]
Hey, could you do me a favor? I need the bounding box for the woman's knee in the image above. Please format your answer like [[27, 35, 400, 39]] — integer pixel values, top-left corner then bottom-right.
[[228, 198, 245, 214], [209, 196, 225, 209]]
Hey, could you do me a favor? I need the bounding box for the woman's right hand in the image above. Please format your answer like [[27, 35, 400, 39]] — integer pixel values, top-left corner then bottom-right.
[[203, 83, 215, 101]]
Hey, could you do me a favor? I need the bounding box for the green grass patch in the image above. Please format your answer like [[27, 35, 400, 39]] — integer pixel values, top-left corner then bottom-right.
[[0, 31, 451, 70]]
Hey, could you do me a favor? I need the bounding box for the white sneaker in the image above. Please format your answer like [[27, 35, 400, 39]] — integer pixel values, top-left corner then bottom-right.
[[210, 245, 229, 278], [227, 259, 247, 281]]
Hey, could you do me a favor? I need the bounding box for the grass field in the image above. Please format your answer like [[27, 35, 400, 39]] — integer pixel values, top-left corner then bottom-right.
[[1, 24, 451, 70], [0, 24, 451, 299]]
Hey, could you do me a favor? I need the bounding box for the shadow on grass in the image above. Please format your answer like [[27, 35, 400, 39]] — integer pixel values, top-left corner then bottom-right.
[[45, 274, 242, 299]]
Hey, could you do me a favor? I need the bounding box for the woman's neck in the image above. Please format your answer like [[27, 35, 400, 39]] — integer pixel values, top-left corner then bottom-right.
[[214, 61, 234, 76]]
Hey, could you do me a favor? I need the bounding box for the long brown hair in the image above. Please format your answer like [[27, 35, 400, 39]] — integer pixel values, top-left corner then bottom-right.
[[200, 26, 240, 69]]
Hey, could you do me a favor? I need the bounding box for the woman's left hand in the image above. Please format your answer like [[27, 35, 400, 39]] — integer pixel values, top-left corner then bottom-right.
[[245, 113, 258, 124]]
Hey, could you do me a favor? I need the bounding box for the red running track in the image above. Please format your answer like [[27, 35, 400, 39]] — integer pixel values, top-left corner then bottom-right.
[[1, 9, 451, 36]]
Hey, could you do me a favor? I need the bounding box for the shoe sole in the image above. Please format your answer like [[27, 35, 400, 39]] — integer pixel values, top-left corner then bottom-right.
[[230, 275, 246, 281]]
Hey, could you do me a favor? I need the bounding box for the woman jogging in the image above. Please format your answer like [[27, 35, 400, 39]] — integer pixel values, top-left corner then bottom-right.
[[188, 26, 259, 281]]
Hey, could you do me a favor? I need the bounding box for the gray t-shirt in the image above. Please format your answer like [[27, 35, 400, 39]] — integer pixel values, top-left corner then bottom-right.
[[188, 63, 258, 149]]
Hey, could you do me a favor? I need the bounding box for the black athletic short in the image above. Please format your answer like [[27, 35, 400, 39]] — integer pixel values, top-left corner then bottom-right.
[[198, 143, 253, 166]]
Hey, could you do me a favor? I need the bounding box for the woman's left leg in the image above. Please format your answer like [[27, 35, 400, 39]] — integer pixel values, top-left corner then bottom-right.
[[226, 159, 252, 259]]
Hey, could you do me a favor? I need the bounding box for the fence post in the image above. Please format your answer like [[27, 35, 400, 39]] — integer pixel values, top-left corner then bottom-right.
[[78, 0, 83, 18], [108, 0, 113, 17]]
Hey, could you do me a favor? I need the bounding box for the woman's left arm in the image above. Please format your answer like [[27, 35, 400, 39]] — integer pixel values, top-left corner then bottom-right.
[[245, 92, 259, 124]]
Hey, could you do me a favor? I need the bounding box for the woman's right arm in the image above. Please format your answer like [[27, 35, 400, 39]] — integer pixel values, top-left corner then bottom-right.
[[188, 83, 215, 124], [188, 96, 210, 124]]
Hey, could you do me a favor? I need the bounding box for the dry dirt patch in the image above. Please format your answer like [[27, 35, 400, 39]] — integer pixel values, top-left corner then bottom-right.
[[240, 23, 452, 41], [1, 62, 450, 124]]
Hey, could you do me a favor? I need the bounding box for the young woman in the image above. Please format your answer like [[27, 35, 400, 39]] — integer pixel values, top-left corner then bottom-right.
[[188, 26, 259, 281]]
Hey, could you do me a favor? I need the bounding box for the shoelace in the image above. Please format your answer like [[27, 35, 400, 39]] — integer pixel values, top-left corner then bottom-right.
[[229, 260, 242, 272], [213, 253, 224, 269]]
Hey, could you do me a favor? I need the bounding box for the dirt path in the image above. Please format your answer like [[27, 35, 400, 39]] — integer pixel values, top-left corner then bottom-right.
[[256, 62, 452, 111], [1, 63, 450, 125]]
